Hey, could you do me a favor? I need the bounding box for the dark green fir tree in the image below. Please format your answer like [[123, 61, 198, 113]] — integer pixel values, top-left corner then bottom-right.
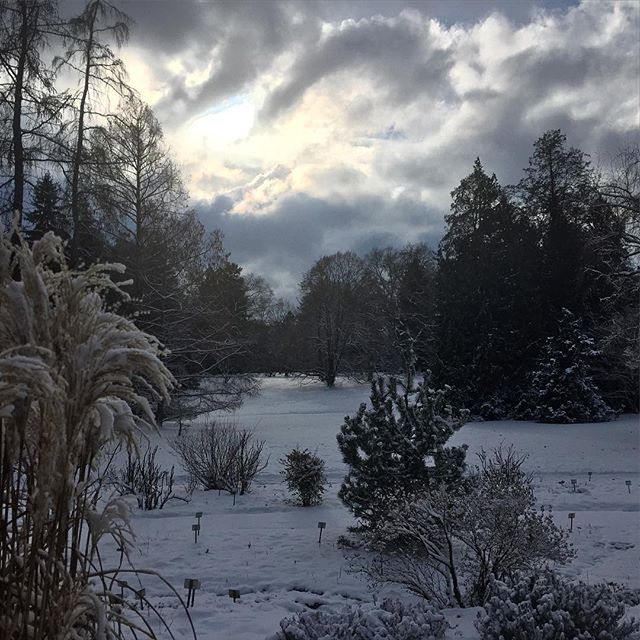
[[337, 376, 468, 530], [24, 172, 69, 243]]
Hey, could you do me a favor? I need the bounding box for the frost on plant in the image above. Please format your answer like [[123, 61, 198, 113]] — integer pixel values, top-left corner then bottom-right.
[[269, 598, 447, 640], [477, 571, 640, 640], [363, 447, 572, 608], [0, 230, 174, 639]]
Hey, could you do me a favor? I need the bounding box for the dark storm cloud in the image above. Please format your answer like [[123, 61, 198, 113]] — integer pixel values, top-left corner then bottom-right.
[[195, 192, 443, 298], [308, 0, 581, 26], [261, 15, 455, 121]]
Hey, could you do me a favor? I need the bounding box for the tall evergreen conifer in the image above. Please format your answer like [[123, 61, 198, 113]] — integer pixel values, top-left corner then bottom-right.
[[24, 172, 69, 242]]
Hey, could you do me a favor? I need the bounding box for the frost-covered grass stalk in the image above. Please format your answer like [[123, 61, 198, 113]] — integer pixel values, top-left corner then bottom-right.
[[0, 230, 179, 639]]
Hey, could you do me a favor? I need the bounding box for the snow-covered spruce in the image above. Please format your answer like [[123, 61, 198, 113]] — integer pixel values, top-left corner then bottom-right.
[[337, 375, 468, 530], [0, 230, 174, 638], [477, 570, 640, 639], [268, 598, 447, 640], [516, 308, 614, 423], [280, 448, 327, 506]]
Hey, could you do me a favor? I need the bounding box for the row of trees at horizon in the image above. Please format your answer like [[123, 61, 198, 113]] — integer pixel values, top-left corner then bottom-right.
[[2, 1, 638, 422], [273, 131, 639, 421]]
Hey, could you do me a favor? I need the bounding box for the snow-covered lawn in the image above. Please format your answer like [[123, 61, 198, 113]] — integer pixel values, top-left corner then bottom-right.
[[105, 377, 640, 640]]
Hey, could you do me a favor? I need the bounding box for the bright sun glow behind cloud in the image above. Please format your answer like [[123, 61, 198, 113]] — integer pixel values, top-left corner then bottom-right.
[[187, 100, 255, 146]]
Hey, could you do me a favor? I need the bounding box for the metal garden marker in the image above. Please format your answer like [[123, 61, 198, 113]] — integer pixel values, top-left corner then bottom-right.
[[118, 579, 128, 599], [317, 521, 326, 544], [229, 589, 240, 603], [195, 512, 203, 528], [232, 491, 237, 506], [571, 479, 577, 492], [568, 512, 575, 532], [192, 523, 200, 543], [626, 480, 632, 494], [184, 579, 200, 608], [588, 471, 592, 482], [136, 588, 146, 610]]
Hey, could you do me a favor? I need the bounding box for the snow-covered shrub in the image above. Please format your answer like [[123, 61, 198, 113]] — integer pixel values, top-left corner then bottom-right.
[[460, 447, 573, 604], [280, 448, 326, 506], [337, 375, 468, 530], [515, 308, 614, 423], [364, 447, 572, 607], [112, 445, 181, 510], [363, 486, 468, 608], [477, 571, 640, 639], [611, 583, 640, 607], [0, 230, 173, 638], [269, 598, 447, 640], [173, 420, 267, 494]]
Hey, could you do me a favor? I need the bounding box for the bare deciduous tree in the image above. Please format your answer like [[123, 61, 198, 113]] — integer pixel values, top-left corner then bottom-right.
[[58, 0, 131, 263], [0, 0, 69, 227], [298, 251, 366, 386]]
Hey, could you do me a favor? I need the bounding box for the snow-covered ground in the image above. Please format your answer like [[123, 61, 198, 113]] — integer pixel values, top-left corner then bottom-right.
[[104, 377, 640, 640]]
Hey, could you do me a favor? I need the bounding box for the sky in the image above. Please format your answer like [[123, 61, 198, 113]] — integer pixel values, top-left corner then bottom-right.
[[92, 0, 639, 299]]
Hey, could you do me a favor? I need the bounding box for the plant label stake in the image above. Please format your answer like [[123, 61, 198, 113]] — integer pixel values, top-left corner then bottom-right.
[[195, 511, 203, 528], [571, 479, 577, 492], [232, 491, 237, 506], [626, 480, 632, 494], [588, 471, 592, 482], [184, 579, 200, 608], [317, 521, 326, 544], [568, 512, 575, 532], [229, 588, 240, 603], [136, 588, 145, 610], [118, 579, 128, 599], [192, 523, 200, 543]]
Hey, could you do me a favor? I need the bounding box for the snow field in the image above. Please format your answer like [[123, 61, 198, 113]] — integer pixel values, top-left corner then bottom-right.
[[103, 377, 640, 640]]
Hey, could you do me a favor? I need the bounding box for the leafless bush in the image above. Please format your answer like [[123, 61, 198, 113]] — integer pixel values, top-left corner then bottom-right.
[[363, 446, 573, 607], [173, 421, 267, 494], [112, 445, 184, 510]]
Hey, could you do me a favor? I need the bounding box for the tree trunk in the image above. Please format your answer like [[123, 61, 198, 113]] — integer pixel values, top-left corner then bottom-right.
[[11, 0, 30, 231], [70, 4, 97, 264]]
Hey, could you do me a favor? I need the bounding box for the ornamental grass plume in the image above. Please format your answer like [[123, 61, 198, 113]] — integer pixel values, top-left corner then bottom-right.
[[0, 228, 180, 639]]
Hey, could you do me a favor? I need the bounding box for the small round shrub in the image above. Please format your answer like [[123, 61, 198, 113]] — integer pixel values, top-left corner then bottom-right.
[[477, 571, 640, 640], [269, 599, 447, 640], [280, 448, 326, 506]]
